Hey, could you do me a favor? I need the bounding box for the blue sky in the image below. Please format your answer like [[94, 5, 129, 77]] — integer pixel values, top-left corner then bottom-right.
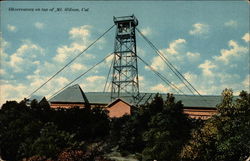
[[0, 1, 249, 104]]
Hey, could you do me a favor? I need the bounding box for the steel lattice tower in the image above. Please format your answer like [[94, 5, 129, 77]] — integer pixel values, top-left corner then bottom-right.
[[111, 15, 140, 104]]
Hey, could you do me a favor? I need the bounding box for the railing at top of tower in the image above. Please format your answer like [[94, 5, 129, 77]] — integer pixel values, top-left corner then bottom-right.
[[113, 15, 138, 26]]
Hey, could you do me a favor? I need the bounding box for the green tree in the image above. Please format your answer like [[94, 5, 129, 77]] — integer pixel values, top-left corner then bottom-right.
[[181, 89, 250, 161], [0, 101, 37, 161], [20, 122, 83, 159], [48, 107, 110, 141], [1, 99, 111, 161], [109, 94, 191, 160], [142, 94, 192, 161]]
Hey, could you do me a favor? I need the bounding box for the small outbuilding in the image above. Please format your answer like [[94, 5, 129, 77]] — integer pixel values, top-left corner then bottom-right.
[[106, 98, 131, 118]]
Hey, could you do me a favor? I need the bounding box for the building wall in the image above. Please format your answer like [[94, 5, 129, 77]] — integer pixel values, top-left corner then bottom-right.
[[50, 103, 85, 109], [50, 102, 217, 119], [183, 108, 217, 119], [107, 101, 131, 118], [90, 104, 106, 108]]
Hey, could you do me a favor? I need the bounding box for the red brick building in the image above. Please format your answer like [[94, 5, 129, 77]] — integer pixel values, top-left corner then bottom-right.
[[49, 84, 221, 119]]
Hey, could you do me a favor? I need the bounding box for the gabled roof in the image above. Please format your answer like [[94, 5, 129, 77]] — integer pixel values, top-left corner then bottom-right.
[[29, 95, 44, 102], [49, 84, 89, 103], [84, 92, 134, 105], [26, 95, 46, 107], [107, 98, 131, 107]]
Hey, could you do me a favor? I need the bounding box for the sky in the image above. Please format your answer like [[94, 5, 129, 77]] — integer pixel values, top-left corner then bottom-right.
[[0, 1, 249, 105]]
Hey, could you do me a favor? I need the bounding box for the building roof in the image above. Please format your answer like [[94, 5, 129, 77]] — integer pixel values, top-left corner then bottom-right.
[[107, 98, 131, 107], [29, 95, 44, 102], [49, 84, 89, 103], [48, 84, 230, 108], [84, 92, 222, 108]]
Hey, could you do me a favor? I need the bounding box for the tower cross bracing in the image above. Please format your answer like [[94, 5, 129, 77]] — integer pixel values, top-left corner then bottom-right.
[[111, 15, 140, 104]]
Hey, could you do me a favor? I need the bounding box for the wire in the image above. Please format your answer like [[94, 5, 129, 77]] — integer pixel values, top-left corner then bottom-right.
[[103, 54, 115, 92], [136, 28, 197, 95], [106, 82, 112, 92], [137, 55, 186, 95], [114, 36, 184, 94], [28, 24, 115, 98], [136, 28, 211, 107], [48, 53, 113, 100]]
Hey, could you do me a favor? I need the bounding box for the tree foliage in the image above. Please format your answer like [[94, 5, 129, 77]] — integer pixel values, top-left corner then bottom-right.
[[181, 89, 250, 161], [0, 99, 110, 161], [109, 94, 192, 160], [141, 94, 192, 161], [1, 89, 249, 161]]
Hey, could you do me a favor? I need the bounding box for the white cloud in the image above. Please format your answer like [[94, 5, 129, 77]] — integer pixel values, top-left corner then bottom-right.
[[149, 82, 186, 94], [213, 40, 248, 64], [189, 23, 209, 36], [0, 69, 6, 75], [105, 54, 114, 63], [70, 25, 91, 37], [146, 38, 201, 73], [137, 75, 146, 92], [33, 61, 40, 65], [0, 24, 151, 103], [56, 77, 69, 86], [33, 69, 40, 75], [69, 25, 92, 43], [137, 47, 146, 56], [150, 83, 169, 93], [0, 35, 9, 48], [34, 22, 45, 29], [217, 73, 240, 84], [16, 40, 44, 56], [224, 20, 237, 27], [68, 25, 108, 52], [242, 33, 250, 43], [25, 75, 70, 98], [70, 42, 85, 51], [138, 75, 144, 81], [7, 24, 17, 32], [86, 75, 105, 82], [141, 27, 152, 36], [184, 72, 198, 84], [188, 73, 247, 95], [0, 83, 26, 106], [180, 72, 244, 95], [95, 53, 114, 71], [166, 39, 186, 55], [78, 75, 106, 92], [148, 56, 165, 71], [147, 38, 186, 71], [242, 75, 250, 90], [186, 52, 200, 61], [0, 36, 9, 60], [53, 46, 69, 63], [198, 60, 216, 76], [53, 43, 86, 63], [70, 63, 87, 71], [145, 34, 248, 95], [53, 26, 95, 63], [84, 53, 96, 59], [189, 36, 250, 95], [8, 40, 45, 72], [44, 61, 56, 71], [9, 54, 24, 72]]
